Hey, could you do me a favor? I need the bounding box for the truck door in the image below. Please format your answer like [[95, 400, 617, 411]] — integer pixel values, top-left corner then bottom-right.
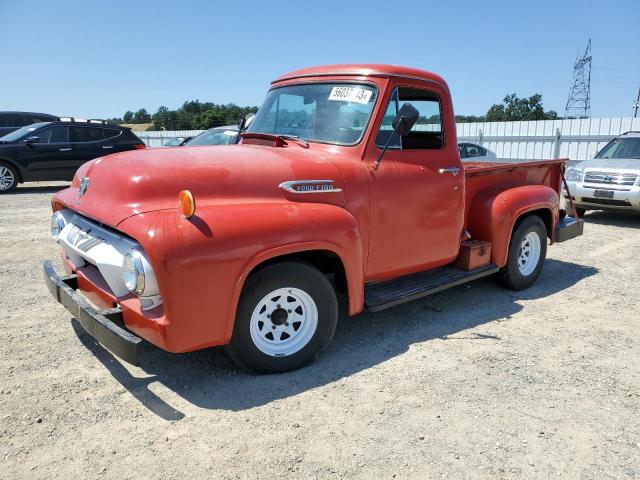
[[366, 86, 465, 278]]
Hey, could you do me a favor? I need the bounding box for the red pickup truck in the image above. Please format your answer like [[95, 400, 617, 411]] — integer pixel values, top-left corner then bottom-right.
[[44, 64, 583, 373]]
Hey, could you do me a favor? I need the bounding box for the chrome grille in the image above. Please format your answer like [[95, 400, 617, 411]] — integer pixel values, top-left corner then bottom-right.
[[584, 171, 638, 186]]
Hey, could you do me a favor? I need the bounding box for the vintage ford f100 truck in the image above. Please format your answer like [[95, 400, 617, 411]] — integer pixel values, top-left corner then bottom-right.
[[44, 64, 583, 373]]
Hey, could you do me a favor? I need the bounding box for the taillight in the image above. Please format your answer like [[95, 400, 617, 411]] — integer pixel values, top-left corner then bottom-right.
[[134, 143, 146, 149]]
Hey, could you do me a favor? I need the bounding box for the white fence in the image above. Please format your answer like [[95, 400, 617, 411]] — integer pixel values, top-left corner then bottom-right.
[[457, 117, 640, 162], [136, 117, 640, 161]]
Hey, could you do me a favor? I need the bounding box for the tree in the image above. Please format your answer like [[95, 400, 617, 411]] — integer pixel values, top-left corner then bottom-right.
[[485, 94, 558, 122], [132, 108, 151, 124], [193, 110, 225, 129], [123, 111, 134, 123]]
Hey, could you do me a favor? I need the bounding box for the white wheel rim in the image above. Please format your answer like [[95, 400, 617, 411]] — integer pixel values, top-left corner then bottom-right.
[[517, 231, 541, 276], [0, 166, 15, 191], [249, 287, 318, 357]]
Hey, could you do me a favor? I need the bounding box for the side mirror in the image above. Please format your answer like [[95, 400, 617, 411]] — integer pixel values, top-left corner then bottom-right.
[[373, 102, 420, 170], [24, 136, 39, 144], [392, 103, 420, 136]]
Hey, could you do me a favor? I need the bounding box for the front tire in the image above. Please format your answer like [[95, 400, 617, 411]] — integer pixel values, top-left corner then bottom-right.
[[0, 163, 18, 193], [498, 215, 547, 290], [226, 262, 338, 373]]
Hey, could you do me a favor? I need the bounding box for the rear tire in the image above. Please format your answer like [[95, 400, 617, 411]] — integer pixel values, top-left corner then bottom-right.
[[0, 162, 18, 193], [226, 262, 338, 374], [498, 215, 547, 290]]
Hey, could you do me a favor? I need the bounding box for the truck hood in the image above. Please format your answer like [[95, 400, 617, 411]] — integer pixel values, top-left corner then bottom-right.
[[573, 157, 640, 172], [54, 144, 345, 227]]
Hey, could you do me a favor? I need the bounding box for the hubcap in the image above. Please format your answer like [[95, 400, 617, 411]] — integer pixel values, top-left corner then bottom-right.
[[517, 231, 541, 276], [0, 166, 15, 191], [249, 287, 318, 357]]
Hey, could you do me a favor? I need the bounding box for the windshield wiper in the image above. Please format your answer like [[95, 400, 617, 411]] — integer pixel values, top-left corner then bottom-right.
[[240, 132, 309, 149]]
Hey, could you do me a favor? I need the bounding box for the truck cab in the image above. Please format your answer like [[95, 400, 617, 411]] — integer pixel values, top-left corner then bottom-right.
[[44, 64, 583, 373]]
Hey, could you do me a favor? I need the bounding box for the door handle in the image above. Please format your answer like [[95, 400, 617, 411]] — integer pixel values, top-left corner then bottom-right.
[[102, 145, 114, 149], [59, 148, 72, 152], [438, 167, 461, 176]]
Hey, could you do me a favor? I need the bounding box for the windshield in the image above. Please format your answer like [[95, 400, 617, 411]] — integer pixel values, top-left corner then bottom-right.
[[596, 137, 640, 159], [247, 83, 377, 146], [164, 137, 186, 146], [186, 128, 238, 146], [0, 122, 49, 142]]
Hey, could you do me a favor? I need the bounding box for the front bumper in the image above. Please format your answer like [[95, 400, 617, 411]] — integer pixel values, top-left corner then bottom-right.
[[565, 180, 640, 211], [43, 260, 141, 365]]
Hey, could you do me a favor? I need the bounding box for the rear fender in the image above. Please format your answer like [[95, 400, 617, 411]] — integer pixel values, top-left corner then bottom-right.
[[467, 185, 559, 267]]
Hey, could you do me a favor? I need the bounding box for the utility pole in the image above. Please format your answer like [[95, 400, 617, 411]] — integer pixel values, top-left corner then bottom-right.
[[564, 39, 592, 118], [634, 84, 640, 118]]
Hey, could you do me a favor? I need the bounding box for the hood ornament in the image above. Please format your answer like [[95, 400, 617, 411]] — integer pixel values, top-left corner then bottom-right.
[[78, 177, 90, 196]]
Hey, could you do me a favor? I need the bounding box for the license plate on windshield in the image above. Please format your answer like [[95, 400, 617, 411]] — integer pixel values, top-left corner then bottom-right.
[[594, 190, 614, 199]]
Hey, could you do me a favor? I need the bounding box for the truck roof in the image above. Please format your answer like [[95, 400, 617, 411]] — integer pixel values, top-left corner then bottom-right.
[[274, 64, 449, 92]]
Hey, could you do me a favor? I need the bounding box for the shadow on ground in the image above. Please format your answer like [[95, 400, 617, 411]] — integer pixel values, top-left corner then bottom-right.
[[582, 210, 640, 229], [72, 258, 597, 420], [13, 184, 68, 195]]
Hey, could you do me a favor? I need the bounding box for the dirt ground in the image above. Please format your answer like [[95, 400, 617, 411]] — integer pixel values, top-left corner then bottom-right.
[[1, 182, 639, 480]]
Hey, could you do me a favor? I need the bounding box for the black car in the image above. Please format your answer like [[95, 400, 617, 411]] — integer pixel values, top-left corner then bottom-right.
[[0, 119, 145, 193], [0, 111, 59, 137]]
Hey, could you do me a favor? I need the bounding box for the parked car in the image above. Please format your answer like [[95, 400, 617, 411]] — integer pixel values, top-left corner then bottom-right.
[[0, 118, 145, 193], [0, 111, 58, 137], [565, 131, 640, 216], [182, 115, 255, 147], [44, 64, 582, 373], [184, 126, 239, 146], [458, 142, 497, 161], [163, 136, 192, 147]]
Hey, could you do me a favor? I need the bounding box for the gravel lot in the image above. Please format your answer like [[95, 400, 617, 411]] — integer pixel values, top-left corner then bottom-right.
[[1, 182, 639, 479]]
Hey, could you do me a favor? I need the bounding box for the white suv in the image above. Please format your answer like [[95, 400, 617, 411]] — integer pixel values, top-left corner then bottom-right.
[[565, 131, 640, 216]]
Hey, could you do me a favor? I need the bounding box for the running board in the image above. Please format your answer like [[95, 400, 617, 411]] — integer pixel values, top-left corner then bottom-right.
[[364, 263, 499, 312]]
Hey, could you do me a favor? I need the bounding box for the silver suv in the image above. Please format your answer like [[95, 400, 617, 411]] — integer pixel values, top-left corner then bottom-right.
[[565, 131, 640, 216]]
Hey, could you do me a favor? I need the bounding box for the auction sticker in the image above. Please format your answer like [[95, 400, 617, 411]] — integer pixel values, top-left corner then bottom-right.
[[328, 86, 372, 104]]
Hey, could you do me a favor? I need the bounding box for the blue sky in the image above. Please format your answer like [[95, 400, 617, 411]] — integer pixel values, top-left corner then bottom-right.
[[1, 0, 638, 120]]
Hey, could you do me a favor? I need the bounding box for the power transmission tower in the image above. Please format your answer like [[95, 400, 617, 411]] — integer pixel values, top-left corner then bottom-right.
[[564, 39, 592, 118]]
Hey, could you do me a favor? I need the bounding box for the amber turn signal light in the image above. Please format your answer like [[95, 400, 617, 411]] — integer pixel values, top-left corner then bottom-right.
[[179, 190, 196, 219]]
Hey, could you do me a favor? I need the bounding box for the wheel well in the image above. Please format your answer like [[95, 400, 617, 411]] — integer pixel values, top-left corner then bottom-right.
[[515, 208, 552, 239], [251, 250, 348, 295], [0, 159, 23, 182]]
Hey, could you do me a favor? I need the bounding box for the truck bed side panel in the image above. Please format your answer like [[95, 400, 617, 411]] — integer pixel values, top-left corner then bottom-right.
[[464, 160, 564, 267]]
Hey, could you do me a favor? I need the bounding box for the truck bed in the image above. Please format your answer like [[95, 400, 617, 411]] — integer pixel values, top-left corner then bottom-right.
[[464, 159, 565, 204]]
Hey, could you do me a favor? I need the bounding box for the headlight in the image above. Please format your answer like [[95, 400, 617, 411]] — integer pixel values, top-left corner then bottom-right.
[[121, 249, 159, 299], [566, 168, 583, 182], [122, 250, 146, 295], [50, 212, 67, 240]]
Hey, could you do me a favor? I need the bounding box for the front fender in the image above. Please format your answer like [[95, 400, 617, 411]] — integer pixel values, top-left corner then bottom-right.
[[118, 202, 363, 352], [467, 185, 559, 267]]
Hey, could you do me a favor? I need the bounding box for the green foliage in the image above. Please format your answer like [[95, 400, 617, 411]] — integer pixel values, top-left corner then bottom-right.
[[147, 100, 258, 131], [455, 114, 486, 123], [133, 108, 151, 123], [123, 111, 134, 123], [485, 94, 558, 122]]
